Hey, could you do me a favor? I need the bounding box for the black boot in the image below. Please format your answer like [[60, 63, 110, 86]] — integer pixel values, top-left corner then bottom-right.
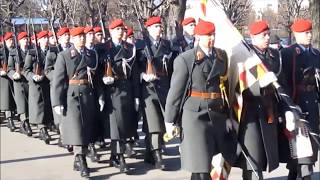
[[87, 143, 100, 162], [144, 149, 155, 165], [73, 155, 80, 171], [79, 155, 90, 177], [39, 127, 51, 144], [119, 154, 129, 173], [125, 142, 136, 158], [109, 155, 120, 168], [287, 170, 297, 180], [25, 120, 32, 136], [153, 150, 164, 170], [7, 117, 15, 132], [302, 175, 311, 180], [21, 120, 32, 136], [57, 137, 64, 148]]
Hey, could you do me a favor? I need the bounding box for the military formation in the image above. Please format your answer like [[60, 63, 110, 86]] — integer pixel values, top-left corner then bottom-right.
[[0, 16, 319, 180]]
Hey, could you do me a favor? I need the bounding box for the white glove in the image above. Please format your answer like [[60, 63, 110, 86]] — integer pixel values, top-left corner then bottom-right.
[[0, 70, 7, 76], [165, 122, 175, 138], [13, 72, 21, 80], [102, 76, 114, 85], [32, 75, 43, 82], [99, 99, 105, 112], [141, 73, 151, 82], [54, 105, 64, 115], [225, 118, 233, 133], [134, 98, 140, 112], [285, 111, 295, 131], [32, 75, 39, 81], [148, 74, 157, 82]]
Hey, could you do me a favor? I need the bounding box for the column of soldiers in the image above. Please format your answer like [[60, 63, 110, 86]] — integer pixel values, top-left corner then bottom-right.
[[0, 16, 319, 180]]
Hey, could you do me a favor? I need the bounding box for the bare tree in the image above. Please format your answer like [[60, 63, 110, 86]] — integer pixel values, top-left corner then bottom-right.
[[278, 0, 310, 44], [0, 0, 26, 21], [310, 0, 320, 48], [219, 0, 252, 28]]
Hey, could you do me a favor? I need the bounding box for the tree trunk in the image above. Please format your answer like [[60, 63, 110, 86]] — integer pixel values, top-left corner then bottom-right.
[[165, 0, 187, 39], [310, 0, 320, 49]]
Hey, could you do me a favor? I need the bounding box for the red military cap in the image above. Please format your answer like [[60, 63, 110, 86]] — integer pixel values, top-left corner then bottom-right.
[[57, 27, 69, 36], [17, 31, 28, 41], [3, 32, 13, 41], [181, 17, 196, 26], [93, 26, 102, 33], [37, 30, 49, 39], [194, 19, 215, 35], [109, 19, 124, 29], [70, 27, 85, 37], [84, 26, 94, 33], [291, 19, 312, 32], [249, 20, 269, 35], [145, 16, 161, 27], [127, 27, 134, 37]]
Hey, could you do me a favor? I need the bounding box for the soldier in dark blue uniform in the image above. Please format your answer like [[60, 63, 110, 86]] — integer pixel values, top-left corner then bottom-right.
[[95, 19, 140, 173], [281, 19, 320, 180], [236, 21, 285, 180], [171, 17, 196, 54], [136, 16, 175, 169]]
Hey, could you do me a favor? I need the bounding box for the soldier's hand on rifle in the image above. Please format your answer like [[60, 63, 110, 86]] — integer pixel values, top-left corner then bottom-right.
[[134, 98, 140, 112], [148, 74, 157, 82], [285, 111, 295, 131], [141, 73, 157, 82], [0, 70, 7, 76], [13, 72, 21, 80], [54, 105, 64, 115], [102, 76, 114, 85], [98, 99, 105, 112]]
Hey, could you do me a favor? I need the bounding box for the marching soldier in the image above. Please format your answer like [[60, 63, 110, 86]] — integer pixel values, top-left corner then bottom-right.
[[0, 32, 16, 132], [235, 21, 285, 180], [24, 30, 53, 144], [171, 17, 196, 54], [165, 19, 237, 180], [51, 27, 98, 177], [95, 19, 139, 172], [7, 31, 32, 136], [136, 16, 174, 169], [94, 26, 104, 44], [48, 31, 57, 46], [281, 19, 320, 180], [83, 26, 101, 162], [45, 27, 71, 147]]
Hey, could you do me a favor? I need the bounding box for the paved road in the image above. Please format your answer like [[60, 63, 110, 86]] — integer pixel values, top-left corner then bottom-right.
[[1, 119, 319, 180]]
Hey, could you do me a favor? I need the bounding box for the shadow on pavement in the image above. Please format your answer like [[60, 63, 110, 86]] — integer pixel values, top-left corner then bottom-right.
[[0, 152, 72, 164], [265, 172, 320, 180]]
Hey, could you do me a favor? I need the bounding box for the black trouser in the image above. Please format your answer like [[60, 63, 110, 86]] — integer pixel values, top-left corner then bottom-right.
[[190, 173, 210, 180]]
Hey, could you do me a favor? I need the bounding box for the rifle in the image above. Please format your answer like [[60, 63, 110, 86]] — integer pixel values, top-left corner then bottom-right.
[[49, 20, 61, 52], [133, 2, 155, 76], [12, 21, 22, 75], [97, 3, 108, 42], [26, 12, 33, 49], [30, 18, 42, 76], [104, 55, 113, 77], [0, 21, 8, 72]]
